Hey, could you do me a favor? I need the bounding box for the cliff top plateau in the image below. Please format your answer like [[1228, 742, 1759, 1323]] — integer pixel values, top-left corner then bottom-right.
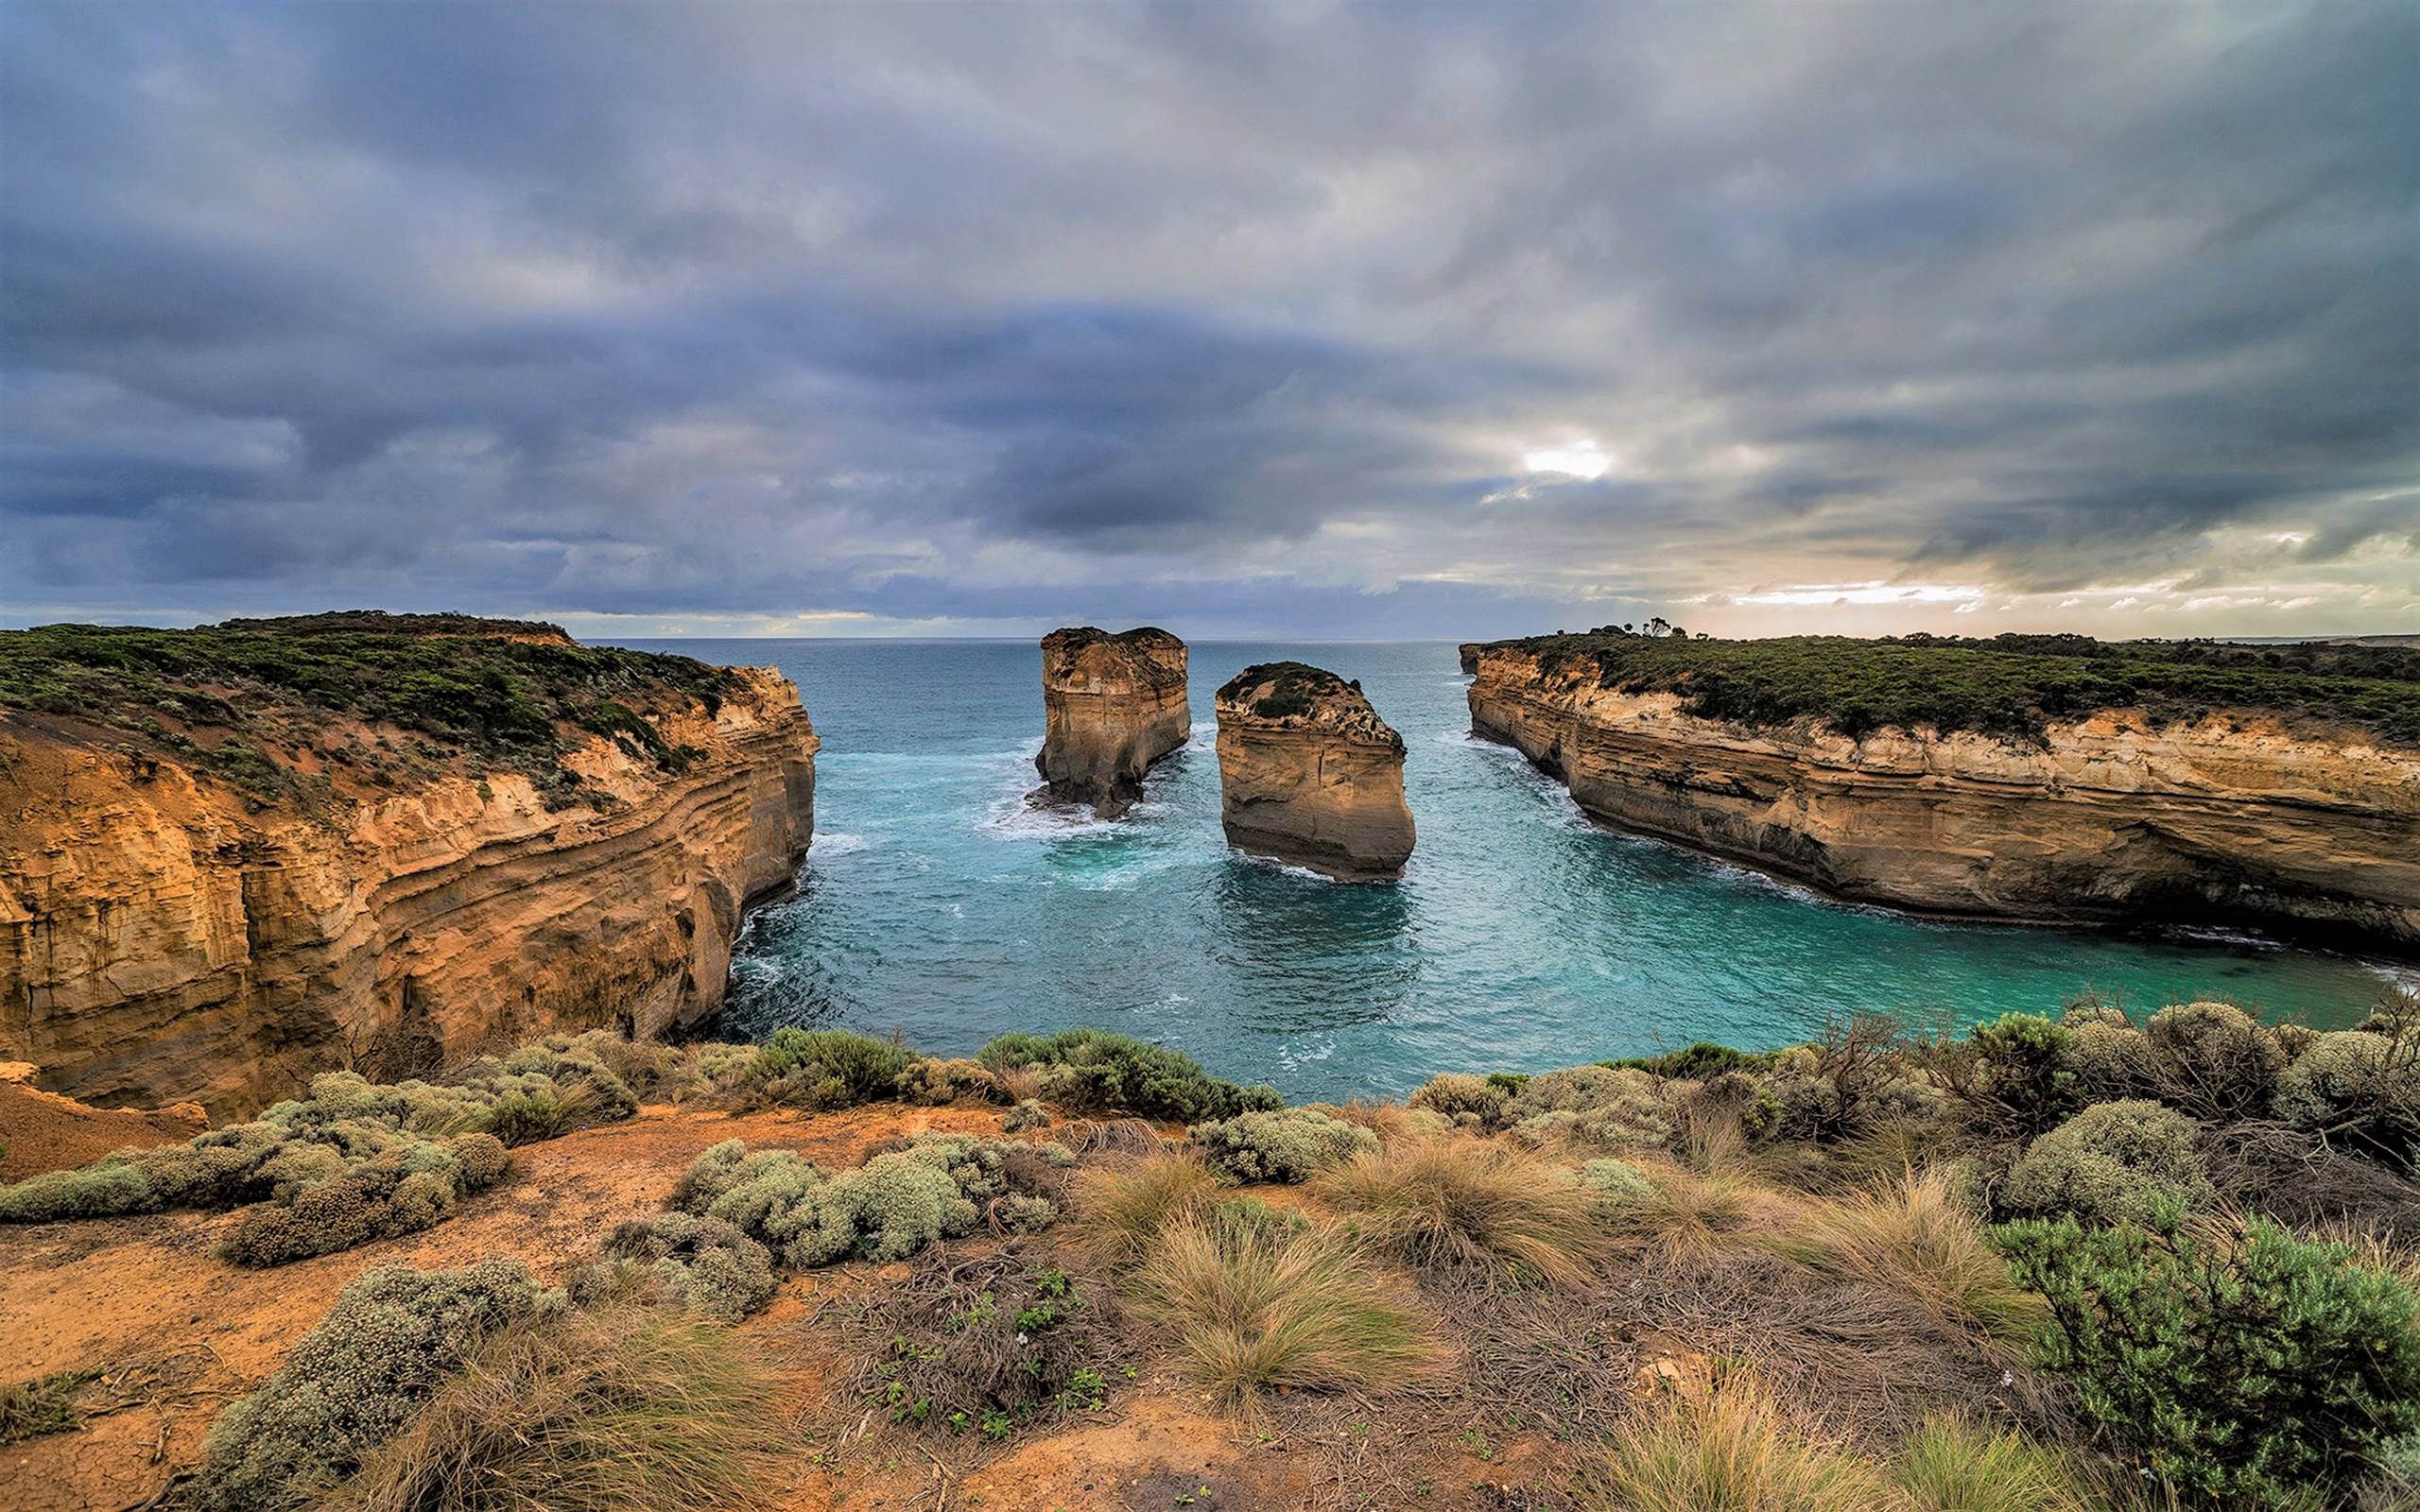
[[1039, 625, 1188, 684], [2, 1000, 2414, 1512], [1215, 662, 1404, 749], [0, 614, 747, 813], [1472, 629, 2420, 747]]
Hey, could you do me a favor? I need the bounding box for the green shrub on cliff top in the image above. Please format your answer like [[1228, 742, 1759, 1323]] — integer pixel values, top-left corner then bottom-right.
[[977, 1029, 1277, 1123], [571, 1211, 779, 1324], [194, 1258, 552, 1511], [1994, 1215, 2420, 1508], [216, 1133, 510, 1267]]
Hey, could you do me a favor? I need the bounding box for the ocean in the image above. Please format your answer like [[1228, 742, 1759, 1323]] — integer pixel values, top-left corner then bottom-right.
[[613, 639, 2402, 1103]]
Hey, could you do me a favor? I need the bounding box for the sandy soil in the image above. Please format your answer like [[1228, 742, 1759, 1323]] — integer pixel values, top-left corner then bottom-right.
[[0, 1075, 208, 1185]]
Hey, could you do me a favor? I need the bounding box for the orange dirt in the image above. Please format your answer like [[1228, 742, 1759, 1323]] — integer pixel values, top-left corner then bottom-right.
[[0, 1074, 207, 1183], [0, 1101, 1583, 1512]]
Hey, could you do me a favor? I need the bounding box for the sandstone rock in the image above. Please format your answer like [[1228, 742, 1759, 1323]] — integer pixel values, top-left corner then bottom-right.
[[0, 659, 817, 1117], [1459, 643, 1485, 675], [1215, 663, 1414, 881], [1466, 644, 2420, 948], [1032, 627, 1190, 817]]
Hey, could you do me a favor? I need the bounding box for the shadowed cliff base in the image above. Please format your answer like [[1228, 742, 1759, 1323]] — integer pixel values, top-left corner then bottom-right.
[[1467, 632, 2420, 954], [1031, 626, 1190, 818], [1216, 663, 1414, 882], [0, 614, 819, 1116]]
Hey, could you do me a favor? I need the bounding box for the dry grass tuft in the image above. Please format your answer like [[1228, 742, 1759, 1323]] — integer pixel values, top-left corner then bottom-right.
[[1588, 1376, 1898, 1511], [1072, 1148, 1221, 1268], [1769, 1166, 2047, 1358], [328, 1306, 787, 1512], [1891, 1414, 2104, 1512], [1128, 1208, 1445, 1405], [1606, 1164, 1760, 1260], [1310, 1136, 1611, 1288]]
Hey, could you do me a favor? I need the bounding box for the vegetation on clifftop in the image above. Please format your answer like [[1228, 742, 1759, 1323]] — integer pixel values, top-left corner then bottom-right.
[[1487, 630, 2420, 745], [0, 615, 741, 804]]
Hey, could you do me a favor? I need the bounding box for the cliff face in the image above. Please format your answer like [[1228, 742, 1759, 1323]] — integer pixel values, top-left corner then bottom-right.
[[0, 663, 816, 1116], [1215, 663, 1414, 881], [1468, 644, 2420, 948], [1033, 627, 1190, 817], [1458, 644, 1484, 676]]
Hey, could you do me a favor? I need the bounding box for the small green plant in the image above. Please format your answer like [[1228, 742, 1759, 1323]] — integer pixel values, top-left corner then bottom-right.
[[0, 1367, 99, 1445], [1992, 1215, 2420, 1507]]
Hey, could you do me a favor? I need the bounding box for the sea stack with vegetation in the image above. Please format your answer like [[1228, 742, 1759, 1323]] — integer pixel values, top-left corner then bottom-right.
[[1468, 630, 2420, 948], [1031, 626, 1190, 818], [0, 613, 818, 1115], [1215, 662, 1415, 881]]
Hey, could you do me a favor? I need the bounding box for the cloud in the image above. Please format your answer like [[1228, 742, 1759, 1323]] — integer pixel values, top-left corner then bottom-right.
[[2, 0, 2413, 639]]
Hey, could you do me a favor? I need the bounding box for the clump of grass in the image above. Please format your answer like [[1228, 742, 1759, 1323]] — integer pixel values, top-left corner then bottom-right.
[[0, 1367, 98, 1445], [1128, 1208, 1443, 1404], [1309, 1136, 1611, 1288], [327, 1305, 786, 1512], [1770, 1167, 2047, 1357], [1890, 1414, 2102, 1512], [1603, 1163, 1756, 1259], [1588, 1377, 1897, 1511], [1072, 1149, 1221, 1269]]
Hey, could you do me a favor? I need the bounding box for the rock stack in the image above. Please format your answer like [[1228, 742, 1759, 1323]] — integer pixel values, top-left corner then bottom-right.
[[1214, 662, 1415, 881], [1032, 627, 1191, 817]]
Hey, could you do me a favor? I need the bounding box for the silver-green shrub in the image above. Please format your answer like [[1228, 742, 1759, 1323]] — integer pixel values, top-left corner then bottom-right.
[[193, 1258, 553, 1511], [2142, 1002, 2286, 1122], [674, 1132, 1070, 1268], [216, 1133, 510, 1267], [1407, 1072, 1510, 1129], [2005, 1099, 2215, 1227], [2275, 1030, 2419, 1168], [1188, 1107, 1376, 1183], [572, 1211, 777, 1323]]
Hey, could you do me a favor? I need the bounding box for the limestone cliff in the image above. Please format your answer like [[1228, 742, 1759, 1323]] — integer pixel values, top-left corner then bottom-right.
[[0, 621, 817, 1115], [1215, 663, 1414, 881], [1459, 644, 1484, 676], [1468, 642, 2420, 949], [1032, 627, 1190, 817]]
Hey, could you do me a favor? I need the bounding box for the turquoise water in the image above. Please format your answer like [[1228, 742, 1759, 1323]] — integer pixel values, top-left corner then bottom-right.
[[616, 640, 2403, 1103]]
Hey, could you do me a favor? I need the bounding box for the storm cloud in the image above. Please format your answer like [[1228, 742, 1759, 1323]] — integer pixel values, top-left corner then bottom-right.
[[3, 1, 2413, 637]]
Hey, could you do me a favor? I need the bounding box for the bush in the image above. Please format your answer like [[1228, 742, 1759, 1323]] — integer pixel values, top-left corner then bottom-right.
[[1959, 1012, 2082, 1138], [2003, 1100, 2213, 1228], [327, 1304, 785, 1512], [1993, 1216, 2420, 1507], [1604, 1041, 1766, 1080], [2141, 1001, 2285, 1122], [572, 1212, 779, 1324], [744, 1027, 916, 1109], [1311, 1137, 1610, 1289], [216, 1134, 510, 1267], [194, 1259, 551, 1511], [1578, 1158, 1653, 1201], [1188, 1108, 1375, 1183], [896, 1056, 1009, 1107], [1127, 1207, 1443, 1404], [676, 1133, 1070, 1269], [1506, 1065, 1678, 1147], [1405, 1072, 1511, 1129], [2274, 1030, 2419, 1168], [2063, 1015, 2153, 1105], [977, 1029, 1277, 1123], [1001, 1098, 1050, 1133]]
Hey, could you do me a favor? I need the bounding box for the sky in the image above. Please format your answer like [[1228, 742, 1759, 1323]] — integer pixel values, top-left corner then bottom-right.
[[3, 1, 2414, 642]]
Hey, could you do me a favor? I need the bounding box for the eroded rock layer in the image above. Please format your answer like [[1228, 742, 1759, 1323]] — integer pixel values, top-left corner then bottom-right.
[[1033, 627, 1190, 817], [1215, 663, 1414, 882], [1468, 643, 2420, 948], [0, 652, 817, 1116]]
